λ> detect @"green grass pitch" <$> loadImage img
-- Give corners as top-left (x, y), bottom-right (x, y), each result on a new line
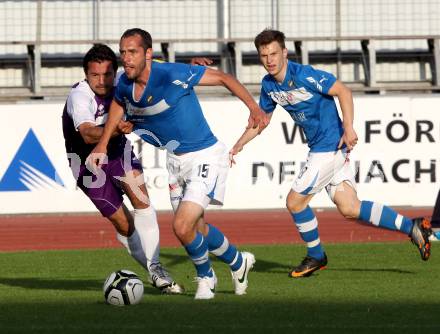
top-left (0, 243), bottom-right (439, 333)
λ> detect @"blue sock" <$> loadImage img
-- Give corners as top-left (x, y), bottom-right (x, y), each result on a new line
top-left (184, 232), bottom-right (212, 278)
top-left (291, 206), bottom-right (325, 260)
top-left (359, 200), bottom-right (413, 235)
top-left (206, 224), bottom-right (243, 271)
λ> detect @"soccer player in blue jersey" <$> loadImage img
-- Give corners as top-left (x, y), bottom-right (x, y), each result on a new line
top-left (88, 28), bottom-right (268, 299)
top-left (230, 29), bottom-right (433, 278)
top-left (62, 44), bottom-right (191, 294)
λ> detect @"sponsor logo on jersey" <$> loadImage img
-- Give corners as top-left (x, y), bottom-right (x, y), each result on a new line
top-left (125, 98), bottom-right (170, 116)
top-left (306, 76), bottom-right (324, 92)
top-left (319, 76), bottom-right (328, 84)
top-left (268, 87), bottom-right (313, 106)
top-left (172, 80), bottom-right (189, 89)
top-left (187, 71), bottom-right (197, 82)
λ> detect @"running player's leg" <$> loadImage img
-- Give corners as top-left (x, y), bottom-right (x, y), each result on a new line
top-left (119, 167), bottom-right (159, 268)
top-left (170, 142), bottom-right (255, 297)
top-left (173, 200), bottom-right (216, 299)
top-left (286, 151), bottom-right (345, 278)
top-left (193, 214), bottom-right (254, 295)
top-left (118, 157), bottom-right (183, 293)
top-left (330, 180), bottom-right (432, 260)
top-left (195, 142), bottom-right (255, 294)
top-left (168, 149), bottom-right (217, 299)
top-left (107, 203), bottom-right (133, 236)
top-left (170, 174), bottom-right (242, 272)
top-left (286, 190), bottom-right (327, 278)
top-left (77, 162), bottom-right (159, 270)
top-left (332, 181), bottom-right (412, 233)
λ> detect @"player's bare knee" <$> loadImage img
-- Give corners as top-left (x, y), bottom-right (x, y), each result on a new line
top-left (286, 200), bottom-right (304, 213)
top-left (172, 217), bottom-right (193, 241)
top-left (337, 204), bottom-right (358, 219)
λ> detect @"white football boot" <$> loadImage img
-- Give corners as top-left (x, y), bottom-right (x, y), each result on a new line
top-left (231, 252), bottom-right (256, 295)
top-left (194, 270), bottom-right (217, 300)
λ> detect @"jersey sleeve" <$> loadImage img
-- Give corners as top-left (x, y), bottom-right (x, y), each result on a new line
top-left (168, 62), bottom-right (206, 89)
top-left (66, 90), bottom-right (96, 130)
top-left (301, 65), bottom-right (337, 95)
top-left (259, 84), bottom-right (276, 114)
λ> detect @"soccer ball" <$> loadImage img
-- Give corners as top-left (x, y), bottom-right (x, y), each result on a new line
top-left (103, 270), bottom-right (144, 306)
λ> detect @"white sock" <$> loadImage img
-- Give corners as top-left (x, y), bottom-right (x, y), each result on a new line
top-left (117, 230), bottom-right (149, 270)
top-left (116, 206), bottom-right (160, 272)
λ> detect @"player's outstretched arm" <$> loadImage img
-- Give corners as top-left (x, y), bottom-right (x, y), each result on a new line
top-left (197, 67), bottom-right (269, 132)
top-left (229, 112), bottom-right (273, 166)
top-left (78, 120), bottom-right (132, 144)
top-left (328, 80), bottom-right (358, 151)
top-left (86, 99), bottom-right (124, 168)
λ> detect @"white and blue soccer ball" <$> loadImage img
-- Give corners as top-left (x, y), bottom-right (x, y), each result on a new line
top-left (103, 270), bottom-right (144, 306)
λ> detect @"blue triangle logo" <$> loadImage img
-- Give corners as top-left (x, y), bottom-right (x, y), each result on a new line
top-left (0, 128), bottom-right (64, 191)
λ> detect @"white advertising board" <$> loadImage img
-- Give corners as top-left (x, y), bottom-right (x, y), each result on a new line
top-left (0, 95), bottom-right (438, 214)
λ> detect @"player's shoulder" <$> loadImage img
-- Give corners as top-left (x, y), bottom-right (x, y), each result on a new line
top-left (288, 61), bottom-right (310, 77)
top-left (296, 62), bottom-right (330, 79)
top-left (152, 61), bottom-right (193, 82)
top-left (151, 59), bottom-right (173, 69)
top-left (148, 60), bottom-right (174, 80)
top-left (68, 80), bottom-right (94, 100)
top-left (153, 60), bottom-right (184, 74)
top-left (261, 73), bottom-right (275, 88)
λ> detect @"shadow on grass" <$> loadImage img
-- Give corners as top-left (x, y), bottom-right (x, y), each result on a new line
top-left (0, 277), bottom-right (102, 290)
top-left (328, 268), bottom-right (415, 274)
top-left (161, 251), bottom-right (292, 274)
top-left (0, 299), bottom-right (439, 333)
top-left (0, 277), bottom-right (167, 295)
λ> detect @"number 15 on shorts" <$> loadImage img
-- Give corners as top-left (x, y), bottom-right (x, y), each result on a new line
top-left (197, 164), bottom-right (210, 178)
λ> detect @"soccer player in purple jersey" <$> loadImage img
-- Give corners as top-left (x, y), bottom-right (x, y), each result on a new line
top-left (230, 29), bottom-right (433, 278)
top-left (88, 28), bottom-right (269, 299)
top-left (62, 44), bottom-right (184, 294)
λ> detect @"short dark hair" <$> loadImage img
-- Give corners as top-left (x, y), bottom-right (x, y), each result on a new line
top-left (254, 29), bottom-right (286, 51)
top-left (83, 44), bottom-right (118, 74)
top-left (120, 28), bottom-right (152, 51)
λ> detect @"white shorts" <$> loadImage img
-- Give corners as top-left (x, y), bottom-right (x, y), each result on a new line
top-left (166, 141), bottom-right (229, 209)
top-left (292, 149), bottom-right (356, 202)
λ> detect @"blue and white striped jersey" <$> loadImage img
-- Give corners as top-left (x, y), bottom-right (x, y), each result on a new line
top-left (260, 60), bottom-right (344, 152)
top-left (115, 61), bottom-right (217, 154)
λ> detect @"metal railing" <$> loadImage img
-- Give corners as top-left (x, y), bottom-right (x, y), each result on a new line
top-left (1, 35), bottom-right (440, 99)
